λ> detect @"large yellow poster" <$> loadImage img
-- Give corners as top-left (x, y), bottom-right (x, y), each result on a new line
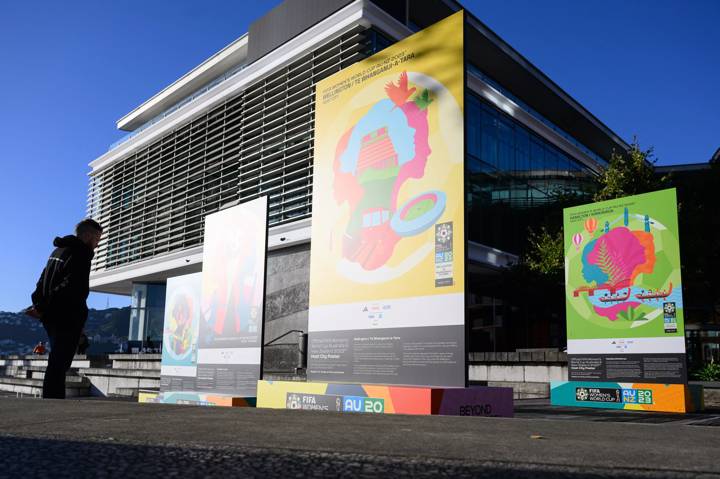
top-left (308, 11), bottom-right (465, 387)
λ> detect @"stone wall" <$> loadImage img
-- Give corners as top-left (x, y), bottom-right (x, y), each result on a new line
top-left (262, 243), bottom-right (310, 373)
top-left (468, 351), bottom-right (569, 399)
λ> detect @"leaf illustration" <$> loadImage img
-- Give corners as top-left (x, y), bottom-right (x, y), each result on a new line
top-left (588, 227), bottom-right (646, 288)
top-left (595, 241), bottom-right (621, 285)
top-left (413, 89), bottom-right (433, 110)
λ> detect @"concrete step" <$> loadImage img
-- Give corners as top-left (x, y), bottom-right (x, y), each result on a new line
top-left (1, 364), bottom-right (82, 378)
top-left (0, 355), bottom-right (101, 369)
top-left (1, 365), bottom-right (84, 382)
top-left (108, 354), bottom-right (161, 371)
top-left (0, 376), bottom-right (89, 397)
top-left (79, 368), bottom-right (159, 379)
top-left (112, 387), bottom-right (140, 398)
top-left (77, 367), bottom-right (160, 397)
top-left (0, 354), bottom-right (52, 360)
top-left (14, 366), bottom-right (50, 378)
top-left (487, 381), bottom-right (550, 399)
top-left (28, 371), bottom-right (87, 383)
top-left (0, 366), bottom-right (24, 377)
top-left (109, 387), bottom-right (161, 400)
top-left (111, 360), bottom-right (161, 370)
top-left (108, 354), bottom-right (162, 360)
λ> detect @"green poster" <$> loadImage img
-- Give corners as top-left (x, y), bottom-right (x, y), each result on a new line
top-left (564, 189), bottom-right (684, 343)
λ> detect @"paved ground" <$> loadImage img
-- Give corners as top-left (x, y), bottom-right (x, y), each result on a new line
top-left (0, 396), bottom-right (718, 478)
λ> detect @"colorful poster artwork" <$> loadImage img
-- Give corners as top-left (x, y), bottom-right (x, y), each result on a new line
top-left (200, 199), bottom-right (266, 349)
top-left (308, 11), bottom-right (465, 387)
top-left (160, 272), bottom-right (202, 392)
top-left (563, 189), bottom-right (687, 385)
top-left (196, 196), bottom-right (268, 397)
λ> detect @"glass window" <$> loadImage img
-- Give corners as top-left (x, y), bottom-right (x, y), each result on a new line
top-left (466, 94), bottom-right (598, 253)
top-left (128, 283), bottom-right (166, 344)
top-left (497, 119), bottom-right (514, 172)
top-left (544, 149), bottom-right (558, 175)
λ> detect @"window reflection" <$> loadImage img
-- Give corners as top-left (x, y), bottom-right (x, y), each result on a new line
top-left (467, 94), bottom-right (597, 254)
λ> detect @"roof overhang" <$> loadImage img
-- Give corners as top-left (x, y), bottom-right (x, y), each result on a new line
top-left (116, 34), bottom-right (249, 132)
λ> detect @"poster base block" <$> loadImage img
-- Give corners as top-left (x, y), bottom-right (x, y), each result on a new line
top-left (550, 381), bottom-right (704, 413)
top-left (138, 390), bottom-right (256, 407)
top-left (256, 380), bottom-right (513, 417)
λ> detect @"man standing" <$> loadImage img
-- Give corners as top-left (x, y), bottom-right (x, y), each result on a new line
top-left (31, 219), bottom-right (102, 399)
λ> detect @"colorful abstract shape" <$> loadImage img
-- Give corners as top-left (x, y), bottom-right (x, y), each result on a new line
top-left (332, 72), bottom-right (444, 271)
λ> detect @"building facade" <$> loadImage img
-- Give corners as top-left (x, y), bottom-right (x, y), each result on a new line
top-left (87, 0), bottom-right (628, 367)
top-left (656, 152), bottom-right (720, 368)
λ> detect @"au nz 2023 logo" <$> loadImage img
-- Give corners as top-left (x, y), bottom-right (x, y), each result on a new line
top-left (575, 387), bottom-right (653, 404)
top-left (621, 388), bottom-right (653, 404)
top-left (342, 396), bottom-right (384, 413)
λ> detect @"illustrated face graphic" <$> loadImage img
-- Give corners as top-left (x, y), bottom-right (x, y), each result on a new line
top-left (332, 71), bottom-right (445, 271)
top-left (173, 299), bottom-right (191, 329)
top-left (569, 200), bottom-right (682, 326)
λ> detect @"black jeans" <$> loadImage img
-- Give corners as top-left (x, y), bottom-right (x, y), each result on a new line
top-left (41, 319), bottom-right (82, 399)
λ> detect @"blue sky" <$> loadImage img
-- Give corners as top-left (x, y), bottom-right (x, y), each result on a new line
top-left (0, 0), bottom-right (717, 312)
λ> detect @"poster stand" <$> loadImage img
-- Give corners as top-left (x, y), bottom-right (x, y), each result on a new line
top-left (139, 390), bottom-right (256, 407)
top-left (552, 189), bottom-right (703, 413)
top-left (256, 380), bottom-right (513, 417)
top-left (550, 381), bottom-right (703, 413)
top-left (140, 197), bottom-right (269, 407)
top-left (255, 12), bottom-right (512, 416)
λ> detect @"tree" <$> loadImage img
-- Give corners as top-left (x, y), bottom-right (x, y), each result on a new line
top-left (518, 188), bottom-right (587, 279)
top-left (594, 138), bottom-right (667, 201)
top-left (522, 138), bottom-right (665, 276)
top-left (524, 226), bottom-right (564, 280)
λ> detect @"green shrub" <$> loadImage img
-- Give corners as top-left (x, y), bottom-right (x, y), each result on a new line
top-left (692, 362), bottom-right (720, 381)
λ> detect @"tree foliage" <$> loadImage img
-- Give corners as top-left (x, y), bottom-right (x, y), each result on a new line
top-left (522, 138), bottom-right (664, 279)
top-left (594, 138), bottom-right (667, 201)
top-left (524, 226), bottom-right (564, 279)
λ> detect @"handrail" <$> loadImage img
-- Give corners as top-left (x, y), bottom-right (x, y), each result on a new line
top-left (263, 329), bottom-right (305, 347)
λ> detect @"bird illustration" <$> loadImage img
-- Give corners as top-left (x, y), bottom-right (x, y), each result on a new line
top-left (385, 71), bottom-right (416, 107)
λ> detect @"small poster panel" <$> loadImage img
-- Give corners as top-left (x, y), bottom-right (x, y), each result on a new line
top-left (554, 189), bottom-right (690, 412)
top-left (308, 11), bottom-right (465, 387)
top-left (160, 272), bottom-right (202, 393)
top-left (197, 196), bottom-right (268, 397)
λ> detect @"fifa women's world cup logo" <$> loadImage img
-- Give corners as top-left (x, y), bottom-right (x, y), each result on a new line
top-left (330, 71), bottom-right (459, 282)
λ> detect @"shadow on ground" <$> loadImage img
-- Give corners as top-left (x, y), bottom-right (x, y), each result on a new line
top-left (0, 435), bottom-right (707, 478)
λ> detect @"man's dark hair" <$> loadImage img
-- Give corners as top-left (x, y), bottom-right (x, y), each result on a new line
top-left (75, 218), bottom-right (103, 236)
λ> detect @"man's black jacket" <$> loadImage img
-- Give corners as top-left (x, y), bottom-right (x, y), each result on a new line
top-left (32, 235), bottom-right (94, 329)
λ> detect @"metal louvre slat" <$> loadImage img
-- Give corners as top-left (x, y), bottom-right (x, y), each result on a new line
top-left (90, 28), bottom-right (375, 272)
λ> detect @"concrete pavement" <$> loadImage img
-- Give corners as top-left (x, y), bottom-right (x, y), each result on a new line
top-left (0, 396), bottom-right (718, 477)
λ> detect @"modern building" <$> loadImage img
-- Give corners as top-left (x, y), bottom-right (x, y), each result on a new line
top-left (656, 149), bottom-right (720, 367)
top-left (87, 0), bottom-right (629, 368)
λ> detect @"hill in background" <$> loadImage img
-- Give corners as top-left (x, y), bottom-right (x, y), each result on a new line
top-left (0, 307), bottom-right (130, 355)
